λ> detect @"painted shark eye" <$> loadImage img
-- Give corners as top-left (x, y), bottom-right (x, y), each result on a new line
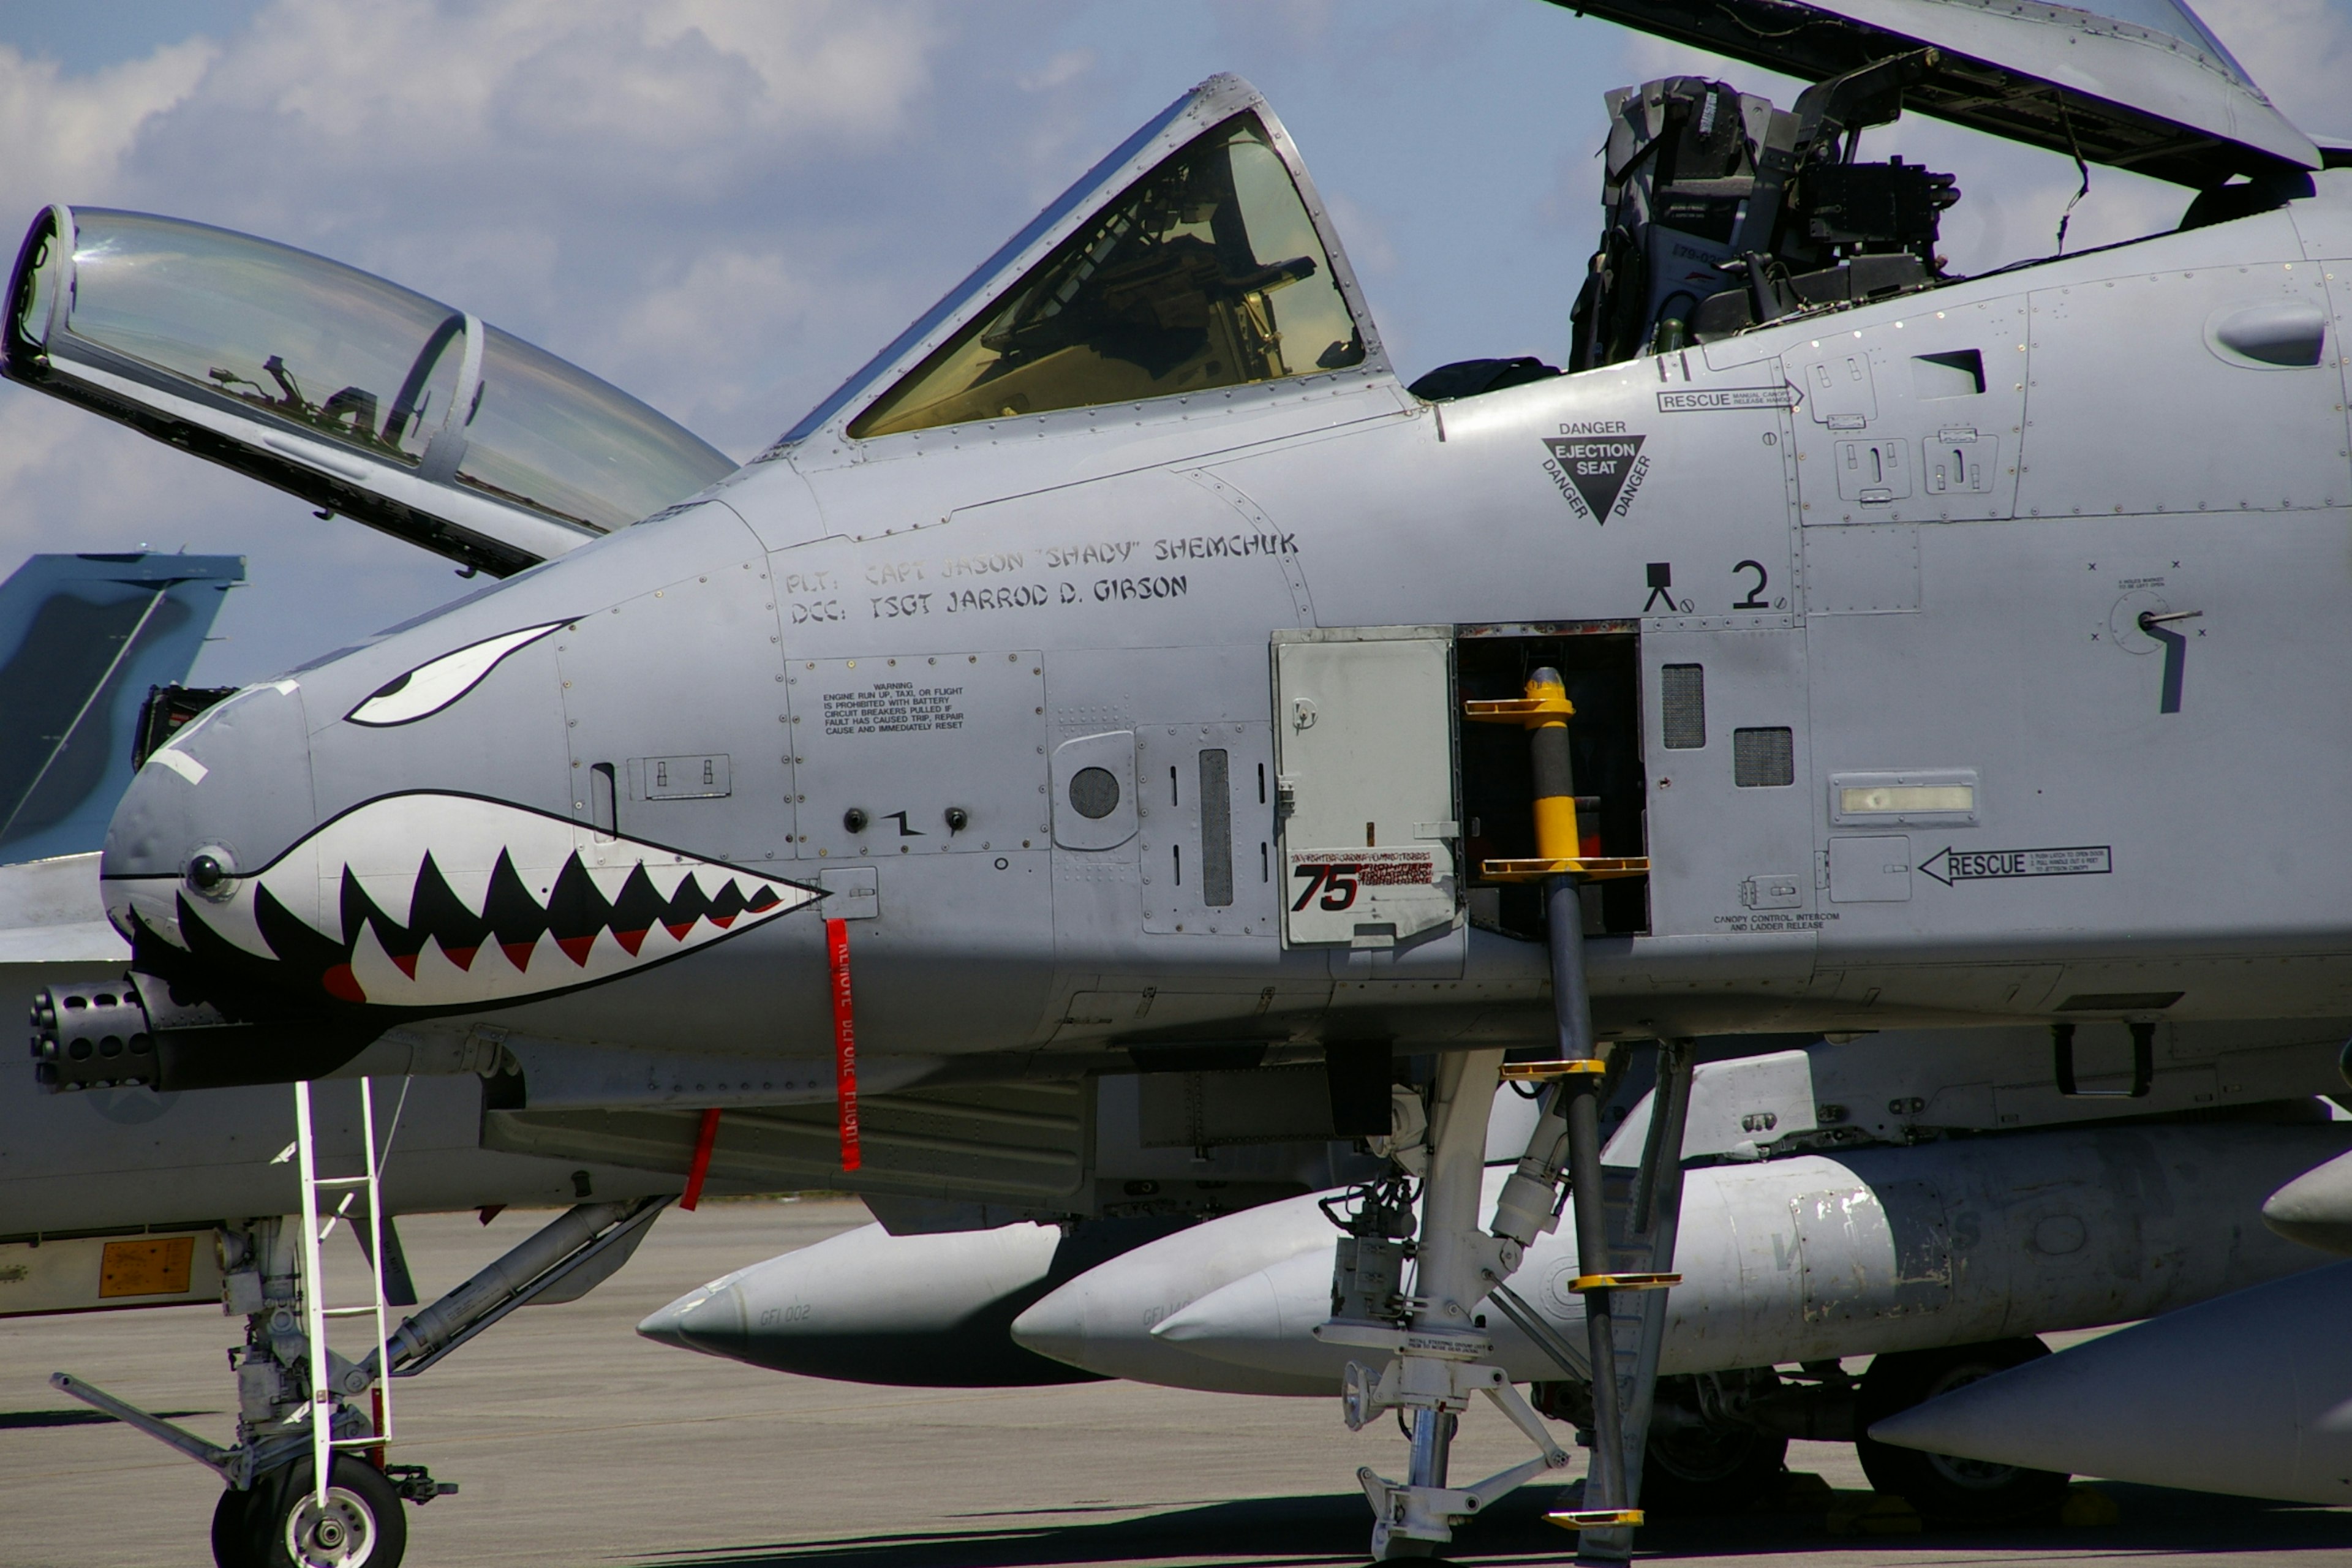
top-left (345, 622), bottom-right (563, 728)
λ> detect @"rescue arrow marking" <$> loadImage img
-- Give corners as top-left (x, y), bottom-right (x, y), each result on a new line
top-left (1918, 845), bottom-right (2113, 886)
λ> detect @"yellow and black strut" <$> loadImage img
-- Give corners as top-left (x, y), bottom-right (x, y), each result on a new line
top-left (1463, 669), bottom-right (1649, 884)
top-left (1466, 669), bottom-right (1658, 1557)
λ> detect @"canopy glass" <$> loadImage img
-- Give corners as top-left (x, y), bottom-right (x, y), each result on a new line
top-left (850, 114), bottom-right (1364, 439)
top-left (28, 210), bottom-right (733, 535)
top-left (64, 210), bottom-right (464, 464)
top-left (458, 324), bottom-right (731, 532)
top-left (2046, 1), bottom-right (2251, 83)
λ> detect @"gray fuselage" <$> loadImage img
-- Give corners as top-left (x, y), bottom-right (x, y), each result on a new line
top-left (97, 179), bottom-right (2352, 1081)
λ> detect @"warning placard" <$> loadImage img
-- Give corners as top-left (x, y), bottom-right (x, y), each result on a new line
top-left (1542, 434), bottom-right (1649, 521)
top-left (99, 1236), bottom-right (195, 1298)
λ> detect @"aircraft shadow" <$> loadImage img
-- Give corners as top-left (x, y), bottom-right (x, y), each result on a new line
top-left (641, 1483), bottom-right (2351, 1567)
top-left (1634, 1483), bottom-right (2351, 1561)
top-left (638, 1488), bottom-right (1569, 1567)
top-left (0, 1407), bottom-right (210, 1430)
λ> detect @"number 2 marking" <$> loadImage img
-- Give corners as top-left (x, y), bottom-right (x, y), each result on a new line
top-left (1291, 862), bottom-right (1361, 911)
top-left (1733, 559), bottom-right (1771, 609)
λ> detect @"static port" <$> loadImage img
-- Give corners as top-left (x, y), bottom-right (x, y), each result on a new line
top-left (842, 807), bottom-right (869, 835)
top-left (944, 807), bottom-right (970, 832)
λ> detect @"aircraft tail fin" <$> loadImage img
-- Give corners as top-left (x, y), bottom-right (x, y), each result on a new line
top-left (0, 551), bottom-right (244, 862)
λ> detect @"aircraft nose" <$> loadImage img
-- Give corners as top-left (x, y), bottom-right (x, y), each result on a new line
top-left (636, 1281), bottom-right (747, 1357)
top-left (100, 681), bottom-right (318, 949)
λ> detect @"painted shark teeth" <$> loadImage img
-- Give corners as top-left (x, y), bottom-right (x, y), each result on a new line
top-left (107, 793), bottom-right (818, 1009)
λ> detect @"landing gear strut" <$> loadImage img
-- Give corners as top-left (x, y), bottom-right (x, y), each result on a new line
top-left (1329, 1047), bottom-right (1575, 1558)
top-left (1327, 669), bottom-right (1689, 1561)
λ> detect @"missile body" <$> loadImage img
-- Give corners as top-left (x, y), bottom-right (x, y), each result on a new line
top-left (2262, 1145), bottom-right (2352, 1254)
top-left (1868, 1259), bottom-right (2352, 1505)
top-left (637, 1214), bottom-right (1190, 1385)
top-left (996, 1189), bottom-right (1352, 1394)
top-left (635, 1090), bottom-right (1540, 1389)
top-left (636, 1116), bottom-right (2350, 1403)
top-left (1014, 1121), bottom-right (2352, 1391)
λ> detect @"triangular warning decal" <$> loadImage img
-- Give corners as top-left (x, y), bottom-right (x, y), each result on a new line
top-left (1542, 434), bottom-right (1648, 522)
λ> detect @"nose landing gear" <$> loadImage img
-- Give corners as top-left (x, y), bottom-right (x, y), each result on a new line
top-left (50, 1083), bottom-right (666, 1568)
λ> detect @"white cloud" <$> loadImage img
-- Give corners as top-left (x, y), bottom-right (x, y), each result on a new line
top-left (124, 0), bottom-right (948, 247)
top-left (605, 246), bottom-right (875, 456)
top-left (2198, 0), bottom-right (2352, 140)
top-left (202, 0), bottom-right (935, 166)
top-left (0, 0), bottom-right (965, 679)
top-left (650, 0), bottom-right (943, 134)
top-left (0, 36), bottom-right (215, 222)
top-left (1020, 48), bottom-right (1097, 94)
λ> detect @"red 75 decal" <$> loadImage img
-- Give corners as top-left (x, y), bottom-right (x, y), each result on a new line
top-left (1291, 862), bottom-right (1360, 912)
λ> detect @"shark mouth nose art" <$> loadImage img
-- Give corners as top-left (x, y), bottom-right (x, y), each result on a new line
top-left (107, 793), bottom-right (821, 1009)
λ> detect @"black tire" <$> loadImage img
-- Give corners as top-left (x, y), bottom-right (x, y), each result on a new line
top-left (1640, 1423), bottom-right (1790, 1515)
top-left (247, 1455), bottom-right (407, 1568)
top-left (1855, 1338), bottom-right (2071, 1524)
top-left (211, 1485), bottom-right (260, 1568)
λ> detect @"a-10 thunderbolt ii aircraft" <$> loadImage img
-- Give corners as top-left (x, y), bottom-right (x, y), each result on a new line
top-left (12, 0), bottom-right (2352, 1559)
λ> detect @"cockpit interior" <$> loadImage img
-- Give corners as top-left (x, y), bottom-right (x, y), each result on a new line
top-left (852, 114), bottom-right (1363, 439)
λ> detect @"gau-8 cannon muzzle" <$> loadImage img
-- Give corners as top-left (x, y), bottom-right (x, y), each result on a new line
top-left (30, 972), bottom-right (367, 1093)
top-left (28, 977), bottom-right (160, 1090)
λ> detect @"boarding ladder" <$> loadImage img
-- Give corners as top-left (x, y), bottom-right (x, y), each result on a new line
top-left (293, 1077), bottom-right (396, 1506)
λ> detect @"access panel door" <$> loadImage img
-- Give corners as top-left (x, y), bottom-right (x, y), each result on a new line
top-left (1642, 625), bottom-right (1817, 949)
top-left (1271, 628), bottom-right (1460, 949)
top-left (2016, 236), bottom-right (2346, 519)
top-left (1786, 295), bottom-right (2028, 529)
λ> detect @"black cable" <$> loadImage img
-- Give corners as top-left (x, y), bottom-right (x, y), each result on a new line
top-left (2052, 92), bottom-right (2092, 255)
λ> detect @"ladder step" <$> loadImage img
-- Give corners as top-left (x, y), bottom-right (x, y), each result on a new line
top-left (311, 1175), bottom-right (374, 1187)
top-left (1568, 1272), bottom-right (1682, 1293)
top-left (1464, 694), bottom-right (1575, 723)
top-left (1479, 855), bottom-right (1649, 883)
top-left (1547, 1508), bottom-right (1645, 1530)
top-left (321, 1305), bottom-right (383, 1318)
top-left (1499, 1058), bottom-right (1608, 1081)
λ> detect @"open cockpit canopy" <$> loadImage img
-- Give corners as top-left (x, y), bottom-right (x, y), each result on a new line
top-left (4, 208), bottom-right (735, 576)
top-left (1555, 0), bottom-right (2318, 188)
top-left (772, 74), bottom-right (1382, 455)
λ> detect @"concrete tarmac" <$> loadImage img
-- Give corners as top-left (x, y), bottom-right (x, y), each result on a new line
top-left (3, 1196), bottom-right (2348, 1567)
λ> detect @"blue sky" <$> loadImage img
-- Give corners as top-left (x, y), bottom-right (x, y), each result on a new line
top-left (1, 0), bottom-right (2345, 682)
